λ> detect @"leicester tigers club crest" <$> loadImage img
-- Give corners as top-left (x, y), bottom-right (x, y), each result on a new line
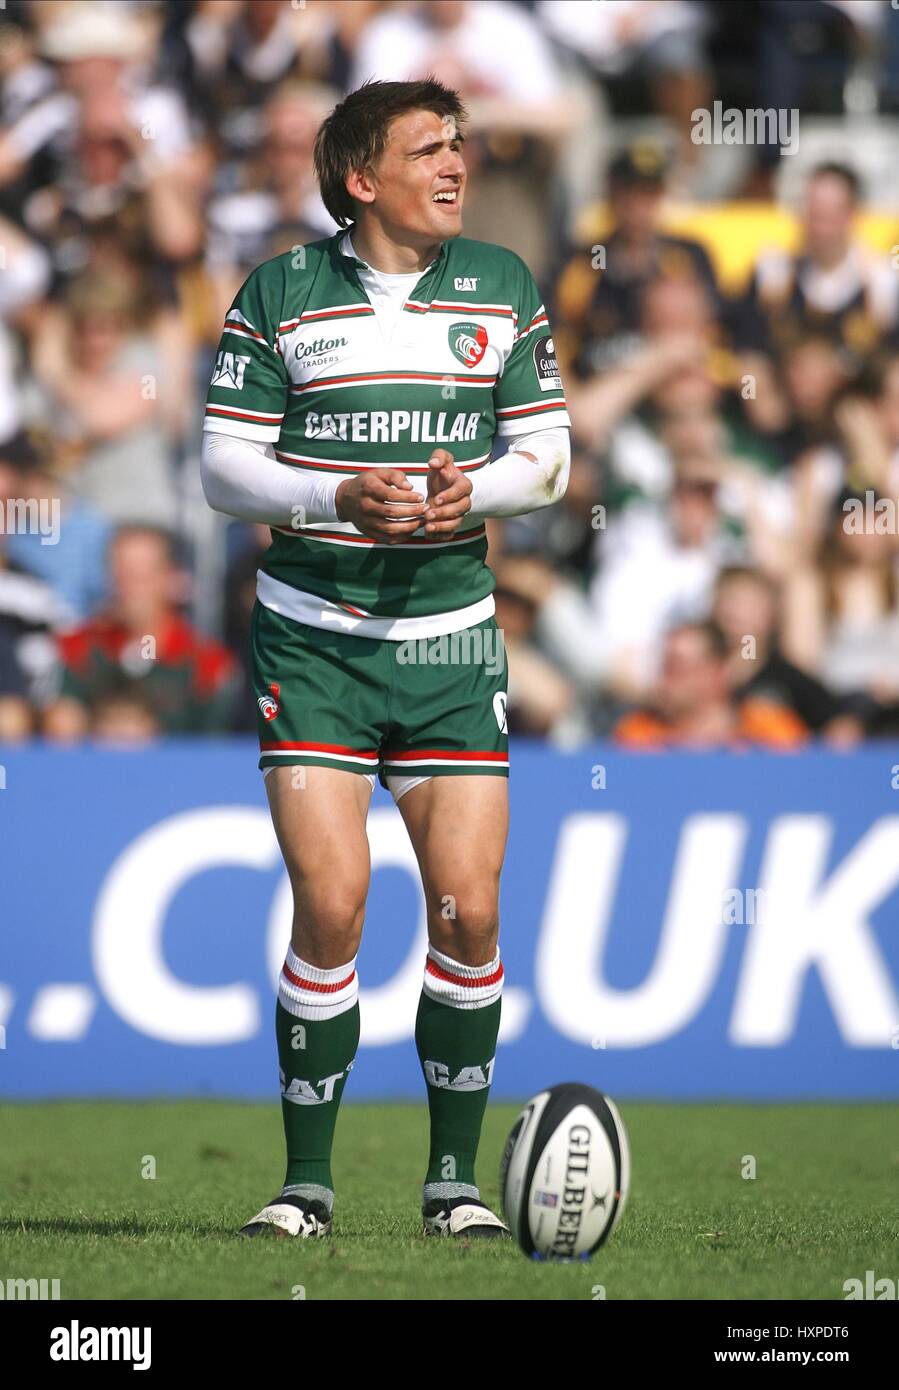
top-left (257, 682), bottom-right (280, 722)
top-left (449, 320), bottom-right (488, 368)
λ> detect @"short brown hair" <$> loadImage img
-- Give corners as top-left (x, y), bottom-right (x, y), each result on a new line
top-left (313, 78), bottom-right (466, 228)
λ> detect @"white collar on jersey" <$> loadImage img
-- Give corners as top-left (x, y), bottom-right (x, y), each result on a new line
top-left (340, 230), bottom-right (438, 282)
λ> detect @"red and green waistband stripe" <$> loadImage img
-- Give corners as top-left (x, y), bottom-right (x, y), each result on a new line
top-left (261, 741), bottom-right (378, 762)
top-left (383, 749), bottom-right (508, 763)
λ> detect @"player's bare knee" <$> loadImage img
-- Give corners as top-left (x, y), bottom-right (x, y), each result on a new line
top-left (291, 885), bottom-right (366, 964)
top-left (431, 894), bottom-right (499, 964)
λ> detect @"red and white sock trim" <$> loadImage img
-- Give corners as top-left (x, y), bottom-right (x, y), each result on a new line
top-left (278, 946), bottom-right (358, 1021)
top-left (423, 943), bottom-right (504, 1010)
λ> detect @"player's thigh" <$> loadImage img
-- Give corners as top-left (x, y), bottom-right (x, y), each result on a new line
top-left (251, 601), bottom-right (384, 782)
top-left (252, 601), bottom-right (383, 951)
top-left (266, 765), bottom-right (373, 957)
top-left (397, 774), bottom-right (509, 957)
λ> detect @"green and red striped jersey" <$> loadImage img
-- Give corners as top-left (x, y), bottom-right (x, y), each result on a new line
top-left (203, 232), bottom-right (569, 634)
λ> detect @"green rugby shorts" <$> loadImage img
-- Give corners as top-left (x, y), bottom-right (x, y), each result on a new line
top-left (250, 601), bottom-right (509, 794)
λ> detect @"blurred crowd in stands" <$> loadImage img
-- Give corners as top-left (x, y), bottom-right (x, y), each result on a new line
top-left (2, 0), bottom-right (899, 749)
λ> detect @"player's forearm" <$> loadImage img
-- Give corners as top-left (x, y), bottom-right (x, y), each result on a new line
top-left (200, 431), bottom-right (341, 526)
top-left (468, 428), bottom-right (570, 518)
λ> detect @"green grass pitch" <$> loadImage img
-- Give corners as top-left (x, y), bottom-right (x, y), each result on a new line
top-left (1, 1100), bottom-right (895, 1300)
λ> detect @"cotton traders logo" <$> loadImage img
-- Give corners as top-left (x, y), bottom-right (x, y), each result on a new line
top-left (295, 335), bottom-right (348, 363)
top-left (257, 683), bottom-right (280, 722)
top-left (449, 320), bottom-right (488, 367)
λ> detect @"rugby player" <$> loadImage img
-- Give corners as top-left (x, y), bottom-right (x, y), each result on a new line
top-left (200, 79), bottom-right (570, 1239)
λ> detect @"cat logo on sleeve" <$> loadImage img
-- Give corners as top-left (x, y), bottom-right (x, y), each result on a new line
top-left (211, 351), bottom-right (251, 390)
top-left (533, 335), bottom-right (562, 392)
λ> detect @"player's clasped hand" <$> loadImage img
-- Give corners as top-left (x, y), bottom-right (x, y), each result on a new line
top-left (335, 468), bottom-right (427, 543)
top-left (423, 449), bottom-right (472, 535)
top-left (335, 452), bottom-right (472, 543)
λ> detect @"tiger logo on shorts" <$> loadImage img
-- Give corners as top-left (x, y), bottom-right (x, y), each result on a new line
top-left (257, 682), bottom-right (281, 722)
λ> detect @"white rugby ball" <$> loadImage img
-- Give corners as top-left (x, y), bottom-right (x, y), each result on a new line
top-left (499, 1082), bottom-right (630, 1259)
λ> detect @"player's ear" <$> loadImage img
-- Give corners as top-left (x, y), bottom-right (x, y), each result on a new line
top-left (346, 165), bottom-right (376, 208)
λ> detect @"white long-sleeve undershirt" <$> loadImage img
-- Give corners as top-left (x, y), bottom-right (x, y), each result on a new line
top-left (201, 431), bottom-right (342, 527)
top-left (469, 427), bottom-right (570, 517)
top-left (200, 426), bottom-right (570, 527)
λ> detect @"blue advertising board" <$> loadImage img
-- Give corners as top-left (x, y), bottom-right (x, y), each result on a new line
top-left (1, 743), bottom-right (898, 1100)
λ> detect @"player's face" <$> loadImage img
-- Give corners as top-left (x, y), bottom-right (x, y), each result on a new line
top-left (366, 108), bottom-right (466, 244)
